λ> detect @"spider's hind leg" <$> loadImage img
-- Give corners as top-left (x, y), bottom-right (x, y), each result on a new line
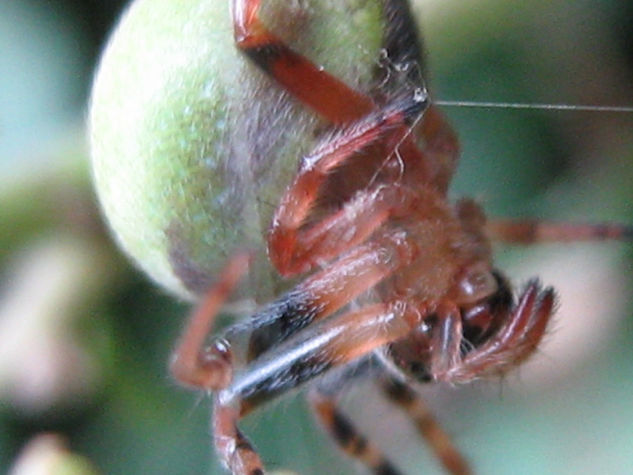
top-left (308, 383), bottom-right (402, 475)
top-left (379, 375), bottom-right (471, 475)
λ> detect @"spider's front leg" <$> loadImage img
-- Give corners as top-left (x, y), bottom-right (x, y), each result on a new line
top-left (269, 91), bottom-right (428, 275)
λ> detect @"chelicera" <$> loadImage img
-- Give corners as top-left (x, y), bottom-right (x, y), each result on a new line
top-left (169, 1), bottom-right (632, 474)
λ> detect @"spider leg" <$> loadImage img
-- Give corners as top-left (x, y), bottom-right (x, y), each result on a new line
top-left (170, 243), bottom-right (406, 475)
top-left (169, 253), bottom-right (251, 390)
top-left (214, 400), bottom-right (264, 475)
top-left (487, 219), bottom-right (633, 244)
top-left (170, 228), bottom-right (426, 475)
top-left (231, 0), bottom-right (374, 123)
top-left (308, 387), bottom-right (401, 475)
top-left (243, 230), bottom-right (417, 360)
top-left (171, 230), bottom-right (410, 388)
top-left (231, 0), bottom-right (459, 193)
top-left (169, 245), bottom-right (411, 474)
top-left (380, 376), bottom-right (471, 475)
top-left (269, 91), bottom-right (427, 275)
top-left (438, 281), bottom-right (556, 383)
top-left (236, 300), bottom-right (423, 412)
top-left (213, 298), bottom-right (425, 474)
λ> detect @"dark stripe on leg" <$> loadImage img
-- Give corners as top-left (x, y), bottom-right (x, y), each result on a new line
top-left (374, 461), bottom-right (402, 475)
top-left (381, 377), bottom-right (471, 475)
top-left (241, 288), bottom-right (322, 361)
top-left (309, 389), bottom-right (402, 475)
top-left (381, 0), bottom-right (426, 85)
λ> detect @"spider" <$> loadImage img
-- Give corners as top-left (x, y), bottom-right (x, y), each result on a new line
top-left (168, 1), bottom-right (632, 474)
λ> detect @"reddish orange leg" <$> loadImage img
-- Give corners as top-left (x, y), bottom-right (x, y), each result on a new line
top-left (308, 388), bottom-right (401, 475)
top-left (205, 233), bottom-right (420, 473)
top-left (231, 0), bottom-right (454, 192)
top-left (214, 299), bottom-right (425, 475)
top-left (169, 255), bottom-right (265, 475)
top-left (186, 239), bottom-right (408, 475)
top-left (380, 376), bottom-right (471, 475)
top-left (169, 254), bottom-right (251, 390)
top-left (213, 401), bottom-right (264, 475)
top-left (487, 219), bottom-right (633, 244)
top-left (269, 93), bottom-right (427, 275)
top-left (231, 0), bottom-right (375, 123)
top-left (231, 0), bottom-right (375, 124)
top-left (440, 281), bottom-right (555, 383)
top-left (246, 229), bottom-right (420, 362)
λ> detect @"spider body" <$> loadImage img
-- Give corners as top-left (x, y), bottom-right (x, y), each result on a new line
top-left (90, 0), bottom-right (632, 474)
top-left (169, 1), bottom-right (561, 474)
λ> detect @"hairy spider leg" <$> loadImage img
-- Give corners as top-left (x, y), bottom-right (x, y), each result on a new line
top-left (231, 0), bottom-right (459, 193)
top-left (214, 298), bottom-right (424, 475)
top-left (380, 376), bottom-right (471, 475)
top-left (244, 234), bottom-right (415, 360)
top-left (268, 91), bottom-right (427, 275)
top-left (171, 235), bottom-right (409, 385)
top-left (236, 301), bottom-right (418, 414)
top-left (172, 229), bottom-right (422, 474)
top-left (308, 387), bottom-right (401, 475)
top-left (487, 219), bottom-right (633, 244)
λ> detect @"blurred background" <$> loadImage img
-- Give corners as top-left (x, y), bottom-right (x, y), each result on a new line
top-left (1, 0), bottom-right (632, 474)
